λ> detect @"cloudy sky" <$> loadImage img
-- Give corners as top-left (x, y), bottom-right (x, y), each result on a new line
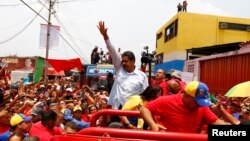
top-left (0, 0), bottom-right (249, 67)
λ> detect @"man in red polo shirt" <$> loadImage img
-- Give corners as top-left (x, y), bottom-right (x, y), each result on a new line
top-left (140, 81), bottom-right (230, 133)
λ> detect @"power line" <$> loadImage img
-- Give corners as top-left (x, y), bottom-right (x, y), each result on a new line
top-left (20, 0), bottom-right (48, 22)
top-left (52, 3), bottom-right (92, 62)
top-left (54, 12), bottom-right (89, 62)
top-left (48, 0), bottom-right (91, 63)
top-left (38, 0), bottom-right (89, 63)
top-left (2, 0), bottom-right (90, 63)
top-left (60, 33), bottom-right (89, 63)
top-left (54, 14), bottom-right (89, 63)
top-left (0, 3), bottom-right (46, 44)
top-left (0, 0), bottom-right (74, 7)
top-left (56, 2), bottom-right (94, 46)
top-left (0, 16), bottom-right (35, 30)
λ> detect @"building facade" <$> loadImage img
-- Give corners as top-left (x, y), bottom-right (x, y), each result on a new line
top-left (154, 12), bottom-right (250, 73)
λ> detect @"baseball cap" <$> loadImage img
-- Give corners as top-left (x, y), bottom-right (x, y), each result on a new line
top-left (168, 69), bottom-right (175, 75)
top-left (171, 72), bottom-right (181, 79)
top-left (31, 101), bottom-right (47, 115)
top-left (10, 114), bottom-right (32, 126)
top-left (184, 81), bottom-right (211, 107)
top-left (73, 106), bottom-right (82, 112)
top-left (66, 88), bottom-right (73, 92)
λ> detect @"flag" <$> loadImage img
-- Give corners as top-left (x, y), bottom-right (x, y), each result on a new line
top-left (33, 57), bottom-right (44, 83)
top-left (47, 58), bottom-right (83, 72)
top-left (39, 24), bottom-right (60, 49)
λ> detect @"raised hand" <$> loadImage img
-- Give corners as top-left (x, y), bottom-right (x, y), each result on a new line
top-left (97, 21), bottom-right (109, 40)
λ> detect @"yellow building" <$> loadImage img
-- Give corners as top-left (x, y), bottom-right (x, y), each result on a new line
top-left (154, 12), bottom-right (250, 72)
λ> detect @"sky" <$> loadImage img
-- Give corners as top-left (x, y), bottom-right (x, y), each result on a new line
top-left (0, 0), bottom-right (249, 67)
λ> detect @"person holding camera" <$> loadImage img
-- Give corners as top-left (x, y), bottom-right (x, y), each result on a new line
top-left (97, 21), bottom-right (148, 109)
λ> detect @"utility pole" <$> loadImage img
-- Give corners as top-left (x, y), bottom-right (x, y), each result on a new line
top-left (44, 0), bottom-right (53, 86)
top-left (20, 0), bottom-right (55, 85)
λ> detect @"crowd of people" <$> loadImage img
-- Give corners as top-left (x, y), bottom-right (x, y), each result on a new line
top-left (0, 21), bottom-right (249, 141)
top-left (0, 75), bottom-right (112, 141)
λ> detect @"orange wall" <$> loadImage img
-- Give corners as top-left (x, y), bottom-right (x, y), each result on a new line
top-left (200, 53), bottom-right (250, 95)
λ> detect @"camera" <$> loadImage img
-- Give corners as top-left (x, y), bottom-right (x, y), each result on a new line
top-left (143, 46), bottom-right (149, 50)
top-left (141, 46), bottom-right (156, 64)
top-left (141, 52), bottom-right (155, 63)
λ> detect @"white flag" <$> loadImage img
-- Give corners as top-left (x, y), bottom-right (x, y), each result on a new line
top-left (39, 24), bottom-right (60, 49)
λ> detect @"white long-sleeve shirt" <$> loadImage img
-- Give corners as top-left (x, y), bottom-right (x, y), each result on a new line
top-left (105, 40), bottom-right (149, 109)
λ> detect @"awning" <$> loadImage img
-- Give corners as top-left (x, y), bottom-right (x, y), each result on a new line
top-left (48, 68), bottom-right (65, 76)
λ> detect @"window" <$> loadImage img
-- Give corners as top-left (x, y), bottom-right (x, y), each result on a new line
top-left (187, 64), bottom-right (194, 73)
top-left (164, 19), bottom-right (178, 42)
top-left (155, 53), bottom-right (164, 64)
top-left (156, 32), bottom-right (163, 40)
top-left (219, 22), bottom-right (250, 31)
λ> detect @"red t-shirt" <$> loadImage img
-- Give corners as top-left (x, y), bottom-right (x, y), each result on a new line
top-left (146, 94), bottom-right (217, 133)
top-left (81, 114), bottom-right (90, 122)
top-left (29, 121), bottom-right (63, 141)
top-left (23, 107), bottom-right (32, 116)
top-left (151, 80), bottom-right (168, 96)
top-left (0, 126), bottom-right (10, 134)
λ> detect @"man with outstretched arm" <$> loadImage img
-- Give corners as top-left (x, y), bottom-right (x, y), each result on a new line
top-left (97, 21), bottom-right (149, 109)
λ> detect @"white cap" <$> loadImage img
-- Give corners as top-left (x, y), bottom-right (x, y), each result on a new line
top-left (66, 87), bottom-right (73, 92)
top-left (172, 72), bottom-right (181, 79)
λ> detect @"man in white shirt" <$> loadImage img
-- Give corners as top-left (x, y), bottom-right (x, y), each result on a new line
top-left (97, 21), bottom-right (149, 109)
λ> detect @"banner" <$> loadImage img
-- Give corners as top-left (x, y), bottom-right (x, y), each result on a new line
top-left (86, 65), bottom-right (115, 76)
top-left (11, 71), bottom-right (32, 83)
top-left (0, 57), bottom-right (35, 71)
top-left (33, 57), bottom-right (44, 83)
top-left (39, 24), bottom-right (60, 49)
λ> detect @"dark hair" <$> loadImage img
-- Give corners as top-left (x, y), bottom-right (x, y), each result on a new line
top-left (88, 105), bottom-right (98, 113)
top-left (165, 73), bottom-right (172, 80)
top-left (108, 122), bottom-right (125, 128)
top-left (40, 110), bottom-right (57, 123)
top-left (0, 92), bottom-right (3, 102)
top-left (10, 126), bottom-right (16, 131)
top-left (122, 51), bottom-right (135, 61)
top-left (140, 85), bottom-right (162, 101)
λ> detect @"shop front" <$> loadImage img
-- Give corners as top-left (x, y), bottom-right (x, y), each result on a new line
top-left (86, 64), bottom-right (115, 91)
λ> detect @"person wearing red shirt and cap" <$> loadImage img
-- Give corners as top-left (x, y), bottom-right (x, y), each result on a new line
top-left (140, 81), bottom-right (230, 133)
